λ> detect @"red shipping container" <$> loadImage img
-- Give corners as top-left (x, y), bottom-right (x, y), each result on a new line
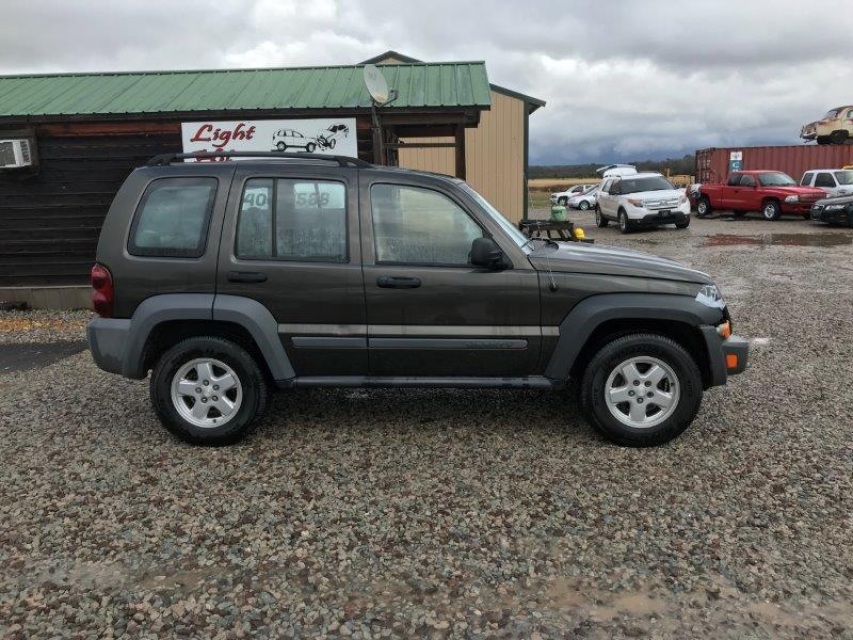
top-left (695, 145), bottom-right (853, 184)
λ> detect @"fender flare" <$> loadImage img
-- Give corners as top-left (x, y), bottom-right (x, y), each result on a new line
top-left (543, 293), bottom-right (724, 382)
top-left (122, 293), bottom-right (295, 381)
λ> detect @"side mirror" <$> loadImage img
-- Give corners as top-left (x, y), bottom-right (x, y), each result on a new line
top-left (470, 237), bottom-right (507, 270)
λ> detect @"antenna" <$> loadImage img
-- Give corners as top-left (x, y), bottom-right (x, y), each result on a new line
top-left (364, 64), bottom-right (390, 105)
top-left (363, 64), bottom-right (398, 165)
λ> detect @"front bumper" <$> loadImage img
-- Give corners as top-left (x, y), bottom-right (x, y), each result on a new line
top-left (631, 209), bottom-right (691, 226)
top-left (702, 327), bottom-right (749, 387)
top-left (781, 201), bottom-right (820, 214)
top-left (811, 204), bottom-right (853, 225)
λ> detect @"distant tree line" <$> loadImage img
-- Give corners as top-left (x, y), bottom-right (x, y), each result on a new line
top-left (530, 154), bottom-right (695, 178)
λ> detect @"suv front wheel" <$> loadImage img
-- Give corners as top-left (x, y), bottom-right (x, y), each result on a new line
top-left (151, 336), bottom-right (269, 445)
top-left (580, 334), bottom-right (703, 447)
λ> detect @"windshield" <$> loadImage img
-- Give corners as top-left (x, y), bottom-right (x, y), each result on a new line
top-left (459, 183), bottom-right (530, 249)
top-left (619, 176), bottom-right (675, 194)
top-left (758, 172), bottom-right (796, 187)
top-left (833, 170), bottom-right (853, 185)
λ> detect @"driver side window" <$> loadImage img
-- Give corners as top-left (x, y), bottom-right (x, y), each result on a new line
top-left (370, 184), bottom-right (484, 266)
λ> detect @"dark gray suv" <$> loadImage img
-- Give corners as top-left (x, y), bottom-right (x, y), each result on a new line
top-left (88, 153), bottom-right (748, 447)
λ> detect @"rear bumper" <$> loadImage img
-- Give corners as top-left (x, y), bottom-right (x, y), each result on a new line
top-left (87, 318), bottom-right (133, 377)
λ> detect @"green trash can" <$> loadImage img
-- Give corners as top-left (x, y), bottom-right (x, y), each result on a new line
top-left (551, 205), bottom-right (568, 221)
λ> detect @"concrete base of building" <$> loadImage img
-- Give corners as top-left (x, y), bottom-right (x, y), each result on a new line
top-left (0, 286), bottom-right (90, 310)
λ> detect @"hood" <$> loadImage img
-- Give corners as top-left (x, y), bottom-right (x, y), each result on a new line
top-left (770, 185), bottom-right (826, 197)
top-left (815, 193), bottom-right (853, 206)
top-left (528, 242), bottom-right (713, 284)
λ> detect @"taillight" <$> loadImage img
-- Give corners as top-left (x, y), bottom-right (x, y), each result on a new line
top-left (90, 263), bottom-right (114, 318)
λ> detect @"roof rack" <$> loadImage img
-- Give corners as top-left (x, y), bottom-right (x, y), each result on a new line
top-left (146, 151), bottom-right (372, 168)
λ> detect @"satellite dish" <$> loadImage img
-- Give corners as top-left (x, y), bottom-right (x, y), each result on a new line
top-left (364, 64), bottom-right (390, 105)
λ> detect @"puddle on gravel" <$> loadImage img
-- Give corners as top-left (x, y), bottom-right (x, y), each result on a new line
top-left (0, 340), bottom-right (88, 373)
top-left (704, 233), bottom-right (853, 248)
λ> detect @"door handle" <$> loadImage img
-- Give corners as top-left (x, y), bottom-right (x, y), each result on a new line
top-left (227, 271), bottom-right (268, 283)
top-left (377, 275), bottom-right (422, 289)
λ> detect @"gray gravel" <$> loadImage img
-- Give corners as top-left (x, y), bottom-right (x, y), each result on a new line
top-left (1, 212), bottom-right (852, 639)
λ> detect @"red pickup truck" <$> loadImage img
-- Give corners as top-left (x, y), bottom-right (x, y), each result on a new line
top-left (696, 170), bottom-right (826, 220)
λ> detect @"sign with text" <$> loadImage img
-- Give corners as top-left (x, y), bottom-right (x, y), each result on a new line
top-left (180, 118), bottom-right (358, 161)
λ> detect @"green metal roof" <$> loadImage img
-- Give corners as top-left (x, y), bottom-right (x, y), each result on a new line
top-left (0, 63), bottom-right (491, 117)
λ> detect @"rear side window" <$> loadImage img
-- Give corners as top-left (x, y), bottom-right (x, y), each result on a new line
top-left (727, 174), bottom-right (742, 186)
top-left (128, 177), bottom-right (217, 258)
top-left (814, 172), bottom-right (836, 188)
top-left (236, 178), bottom-right (347, 262)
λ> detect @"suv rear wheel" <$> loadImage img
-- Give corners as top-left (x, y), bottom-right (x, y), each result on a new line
top-left (580, 334), bottom-right (703, 447)
top-left (151, 336), bottom-right (269, 445)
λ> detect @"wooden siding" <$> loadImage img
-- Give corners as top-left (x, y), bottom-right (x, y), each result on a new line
top-left (0, 128), bottom-right (182, 286)
top-left (398, 90), bottom-right (526, 223)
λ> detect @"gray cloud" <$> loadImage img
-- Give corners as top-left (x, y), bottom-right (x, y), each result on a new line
top-left (1, 0), bottom-right (851, 164)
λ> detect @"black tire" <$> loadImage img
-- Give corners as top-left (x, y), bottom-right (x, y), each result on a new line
top-left (696, 198), bottom-right (712, 217)
top-left (150, 336), bottom-right (269, 446)
top-left (276, 142), bottom-right (286, 151)
top-left (816, 136), bottom-right (830, 145)
top-left (618, 210), bottom-right (631, 234)
top-left (329, 138), bottom-right (336, 149)
top-left (675, 217), bottom-right (690, 229)
top-left (761, 200), bottom-right (782, 221)
top-left (579, 333), bottom-right (703, 447)
top-left (595, 207), bottom-right (608, 228)
top-left (830, 130), bottom-right (848, 145)
top-left (558, 196), bottom-right (568, 206)
top-left (306, 142), bottom-right (316, 153)
top-left (579, 200), bottom-right (590, 211)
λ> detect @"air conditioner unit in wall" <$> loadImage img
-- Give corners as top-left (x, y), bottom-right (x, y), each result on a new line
top-left (0, 139), bottom-right (35, 169)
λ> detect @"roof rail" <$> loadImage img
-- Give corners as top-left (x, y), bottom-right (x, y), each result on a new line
top-left (146, 151), bottom-right (372, 168)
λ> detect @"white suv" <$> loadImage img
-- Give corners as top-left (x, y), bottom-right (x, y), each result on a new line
top-left (595, 172), bottom-right (690, 234)
top-left (800, 169), bottom-right (853, 197)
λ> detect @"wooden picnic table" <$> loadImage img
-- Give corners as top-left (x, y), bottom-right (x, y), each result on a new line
top-left (518, 219), bottom-right (582, 241)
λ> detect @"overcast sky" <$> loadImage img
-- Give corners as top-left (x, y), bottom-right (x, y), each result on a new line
top-left (2, 0), bottom-right (852, 164)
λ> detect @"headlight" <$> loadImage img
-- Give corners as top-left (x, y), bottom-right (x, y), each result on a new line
top-left (627, 198), bottom-right (645, 208)
top-left (784, 195), bottom-right (799, 204)
top-left (696, 284), bottom-right (725, 309)
top-left (825, 204), bottom-right (845, 211)
top-left (678, 194), bottom-right (688, 204)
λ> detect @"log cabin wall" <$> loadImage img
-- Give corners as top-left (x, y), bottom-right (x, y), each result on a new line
top-left (0, 122), bottom-right (182, 288)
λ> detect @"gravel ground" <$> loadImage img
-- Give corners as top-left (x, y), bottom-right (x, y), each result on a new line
top-left (1, 212), bottom-right (851, 639)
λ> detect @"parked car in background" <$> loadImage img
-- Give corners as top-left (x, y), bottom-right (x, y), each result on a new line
top-left (799, 168), bottom-right (853, 197)
top-left (696, 171), bottom-right (827, 220)
top-left (811, 194), bottom-right (853, 226)
top-left (271, 129), bottom-right (316, 153)
top-left (595, 172), bottom-right (690, 233)
top-left (550, 184), bottom-right (595, 206)
top-left (567, 186), bottom-right (598, 210)
top-left (800, 106), bottom-right (853, 145)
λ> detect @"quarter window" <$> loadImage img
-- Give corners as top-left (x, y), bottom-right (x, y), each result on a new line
top-left (370, 184), bottom-right (484, 266)
top-left (236, 178), bottom-right (347, 262)
top-left (128, 177), bottom-right (217, 258)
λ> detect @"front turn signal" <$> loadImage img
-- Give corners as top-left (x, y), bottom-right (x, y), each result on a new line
top-left (717, 321), bottom-right (732, 339)
top-left (726, 354), bottom-right (739, 370)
